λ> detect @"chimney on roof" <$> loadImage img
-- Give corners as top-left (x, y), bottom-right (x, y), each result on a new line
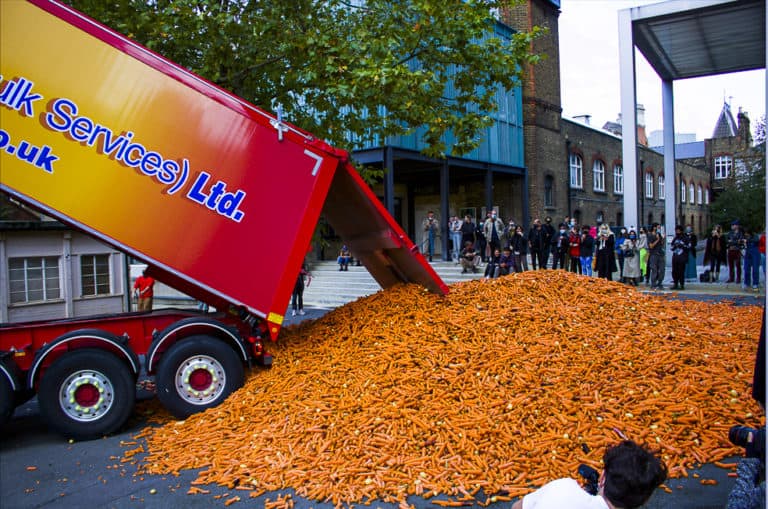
top-left (737, 108), bottom-right (752, 147)
top-left (636, 104), bottom-right (648, 146)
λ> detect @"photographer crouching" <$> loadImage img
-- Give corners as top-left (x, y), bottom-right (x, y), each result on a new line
top-left (511, 440), bottom-right (667, 509)
top-left (726, 308), bottom-right (766, 509)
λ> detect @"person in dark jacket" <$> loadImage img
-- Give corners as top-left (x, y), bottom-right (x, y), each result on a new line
top-left (684, 225), bottom-right (698, 281)
top-left (595, 224), bottom-right (616, 280)
top-left (703, 225), bottom-right (727, 282)
top-left (542, 216), bottom-right (555, 268)
top-left (510, 224), bottom-right (529, 272)
top-left (551, 223), bottom-right (569, 270)
top-left (528, 218), bottom-right (547, 270)
top-left (670, 225), bottom-right (691, 290)
top-left (459, 215), bottom-right (475, 250)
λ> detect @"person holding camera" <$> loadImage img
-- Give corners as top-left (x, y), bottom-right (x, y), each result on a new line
top-left (511, 440), bottom-right (667, 509)
top-left (726, 307), bottom-right (766, 509)
top-left (726, 424), bottom-right (765, 509)
top-left (670, 225), bottom-right (691, 290)
top-left (621, 230), bottom-right (641, 286)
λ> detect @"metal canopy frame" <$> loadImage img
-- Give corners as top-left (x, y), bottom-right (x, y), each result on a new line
top-left (618, 0), bottom-right (766, 238)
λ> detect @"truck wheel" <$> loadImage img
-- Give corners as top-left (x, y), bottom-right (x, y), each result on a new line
top-left (0, 374), bottom-right (14, 427)
top-left (38, 349), bottom-right (135, 440)
top-left (155, 336), bottom-right (244, 419)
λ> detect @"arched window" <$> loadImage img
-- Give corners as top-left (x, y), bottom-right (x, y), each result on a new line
top-left (645, 172), bottom-right (654, 198)
top-left (704, 187), bottom-right (710, 204)
top-left (680, 181), bottom-right (686, 203)
top-left (613, 164), bottom-right (623, 194)
top-left (697, 185), bottom-right (703, 205)
top-left (544, 175), bottom-right (554, 207)
top-left (689, 183), bottom-right (695, 205)
top-left (658, 175), bottom-right (665, 200)
top-left (569, 154), bottom-right (583, 189)
top-left (593, 160), bottom-right (605, 192)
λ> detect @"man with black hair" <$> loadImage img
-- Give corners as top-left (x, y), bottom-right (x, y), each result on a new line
top-left (511, 440), bottom-right (667, 509)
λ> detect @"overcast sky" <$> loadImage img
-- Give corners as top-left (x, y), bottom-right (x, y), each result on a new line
top-left (558, 0), bottom-right (766, 142)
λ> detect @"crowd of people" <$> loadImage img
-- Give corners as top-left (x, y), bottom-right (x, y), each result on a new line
top-left (439, 212), bottom-right (766, 290)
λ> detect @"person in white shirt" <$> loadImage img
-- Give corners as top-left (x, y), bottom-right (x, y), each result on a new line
top-left (511, 440), bottom-right (667, 509)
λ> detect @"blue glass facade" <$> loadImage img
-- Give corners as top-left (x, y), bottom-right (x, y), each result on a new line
top-left (349, 21), bottom-right (525, 169)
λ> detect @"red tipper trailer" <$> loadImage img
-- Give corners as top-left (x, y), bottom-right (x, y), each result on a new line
top-left (0, 0), bottom-right (448, 439)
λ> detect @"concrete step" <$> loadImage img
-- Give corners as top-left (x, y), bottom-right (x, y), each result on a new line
top-left (301, 260), bottom-right (482, 308)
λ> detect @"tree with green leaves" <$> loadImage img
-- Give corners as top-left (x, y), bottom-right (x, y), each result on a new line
top-left (710, 146), bottom-right (766, 231)
top-left (65, 0), bottom-right (541, 159)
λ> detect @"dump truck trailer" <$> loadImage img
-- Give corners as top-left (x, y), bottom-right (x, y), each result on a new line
top-left (0, 0), bottom-right (448, 439)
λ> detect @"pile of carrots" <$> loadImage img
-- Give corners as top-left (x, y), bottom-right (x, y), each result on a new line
top-left (132, 271), bottom-right (763, 507)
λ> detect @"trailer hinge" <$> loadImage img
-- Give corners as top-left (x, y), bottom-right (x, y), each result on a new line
top-left (269, 105), bottom-right (288, 142)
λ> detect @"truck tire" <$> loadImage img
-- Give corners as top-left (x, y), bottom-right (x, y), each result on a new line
top-left (155, 335), bottom-right (244, 419)
top-left (38, 349), bottom-right (135, 440)
top-left (0, 374), bottom-right (14, 427)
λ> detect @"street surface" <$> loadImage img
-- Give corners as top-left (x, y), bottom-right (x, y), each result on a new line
top-left (1, 296), bottom-right (762, 509)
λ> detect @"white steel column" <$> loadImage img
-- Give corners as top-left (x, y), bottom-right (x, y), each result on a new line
top-left (662, 79), bottom-right (677, 259)
top-left (619, 8), bottom-right (638, 230)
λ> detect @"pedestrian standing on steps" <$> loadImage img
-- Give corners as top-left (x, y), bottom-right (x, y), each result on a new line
top-left (684, 225), bottom-right (698, 282)
top-left (291, 264), bottom-right (311, 316)
top-left (579, 226), bottom-right (594, 276)
top-left (646, 223), bottom-right (665, 289)
top-left (594, 224), bottom-right (616, 281)
top-left (727, 220), bottom-right (745, 284)
top-left (483, 210), bottom-right (505, 263)
top-left (703, 225), bottom-right (726, 282)
top-left (670, 225), bottom-right (690, 290)
top-left (421, 211), bottom-right (439, 262)
top-left (743, 227), bottom-right (761, 291)
top-left (460, 215), bottom-right (476, 255)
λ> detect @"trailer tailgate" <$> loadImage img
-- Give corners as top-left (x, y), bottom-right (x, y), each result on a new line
top-left (323, 162), bottom-right (449, 297)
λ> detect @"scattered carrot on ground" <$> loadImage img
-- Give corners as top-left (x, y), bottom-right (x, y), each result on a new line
top-left (128, 271), bottom-right (763, 507)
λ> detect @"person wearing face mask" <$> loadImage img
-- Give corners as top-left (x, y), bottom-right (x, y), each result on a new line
top-left (684, 225), bottom-right (698, 282)
top-left (620, 230), bottom-right (641, 286)
top-left (670, 225), bottom-right (691, 290)
top-left (552, 223), bottom-right (569, 270)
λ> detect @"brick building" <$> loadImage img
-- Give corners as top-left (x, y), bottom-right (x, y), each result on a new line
top-left (500, 0), bottom-right (722, 234)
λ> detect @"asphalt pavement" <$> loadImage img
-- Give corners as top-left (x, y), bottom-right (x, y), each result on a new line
top-left (1, 294), bottom-right (763, 509)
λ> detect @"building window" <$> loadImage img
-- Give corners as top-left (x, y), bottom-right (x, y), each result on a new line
top-left (544, 175), bottom-right (554, 207)
top-left (704, 187), bottom-right (709, 204)
top-left (697, 185), bottom-right (703, 205)
top-left (596, 211), bottom-right (604, 224)
top-left (714, 155), bottom-right (732, 179)
top-left (645, 172), bottom-right (654, 198)
top-left (689, 183), bottom-right (695, 205)
top-left (593, 160), bottom-right (605, 192)
top-left (81, 254), bottom-right (111, 296)
top-left (613, 164), bottom-right (623, 194)
top-left (569, 154), bottom-right (583, 189)
top-left (681, 181), bottom-right (686, 203)
top-left (658, 175), bottom-right (665, 200)
top-left (9, 256), bottom-right (61, 304)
